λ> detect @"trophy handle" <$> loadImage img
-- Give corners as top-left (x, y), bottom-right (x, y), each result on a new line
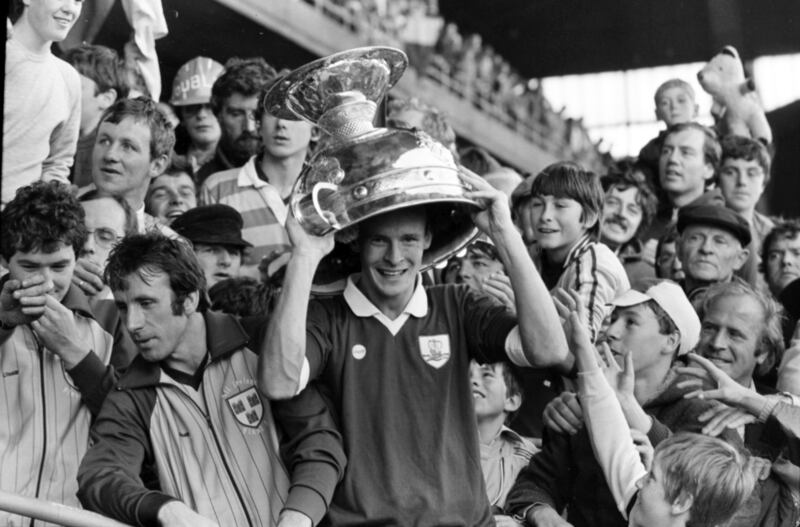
top-left (311, 182), bottom-right (342, 231)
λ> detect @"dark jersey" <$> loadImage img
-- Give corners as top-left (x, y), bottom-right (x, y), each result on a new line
top-left (305, 282), bottom-right (517, 526)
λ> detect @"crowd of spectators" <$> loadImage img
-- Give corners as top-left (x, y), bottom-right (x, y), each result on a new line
top-left (303, 0), bottom-right (603, 168)
top-left (2, 1), bottom-right (800, 527)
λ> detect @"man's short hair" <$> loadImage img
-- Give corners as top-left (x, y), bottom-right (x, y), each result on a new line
top-left (653, 79), bottom-right (696, 106)
top-left (656, 432), bottom-right (756, 527)
top-left (492, 361), bottom-right (524, 423)
top-left (104, 232), bottom-right (209, 314)
top-left (663, 122), bottom-right (721, 170)
top-left (601, 165), bottom-right (658, 237)
top-left (527, 162), bottom-right (604, 237)
top-left (78, 190), bottom-right (138, 236)
top-left (210, 57), bottom-right (277, 115)
top-left (720, 135), bottom-right (772, 184)
top-left (208, 277), bottom-right (275, 317)
top-left (62, 44), bottom-right (129, 98)
top-left (99, 97), bottom-right (176, 160)
top-left (1, 182), bottom-right (88, 260)
top-left (761, 219), bottom-right (800, 272)
top-left (698, 281), bottom-right (785, 375)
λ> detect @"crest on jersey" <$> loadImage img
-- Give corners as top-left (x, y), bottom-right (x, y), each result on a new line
top-left (418, 334), bottom-right (451, 369)
top-left (226, 386), bottom-right (263, 427)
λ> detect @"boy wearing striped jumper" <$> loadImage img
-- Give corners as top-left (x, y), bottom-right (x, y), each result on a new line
top-left (513, 162), bottom-right (630, 346)
top-left (199, 81), bottom-right (317, 280)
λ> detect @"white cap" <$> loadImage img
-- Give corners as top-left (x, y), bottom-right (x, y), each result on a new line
top-left (612, 281), bottom-right (700, 356)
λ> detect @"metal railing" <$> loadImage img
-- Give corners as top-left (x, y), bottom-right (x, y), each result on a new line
top-left (0, 490), bottom-right (131, 527)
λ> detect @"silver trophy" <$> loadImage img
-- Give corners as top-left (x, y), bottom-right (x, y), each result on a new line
top-left (265, 47), bottom-right (479, 284)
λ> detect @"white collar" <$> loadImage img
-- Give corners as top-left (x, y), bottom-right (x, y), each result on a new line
top-left (236, 156), bottom-right (268, 188)
top-left (343, 274), bottom-right (428, 335)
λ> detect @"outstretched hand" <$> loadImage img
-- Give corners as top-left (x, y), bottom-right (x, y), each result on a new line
top-left (460, 168), bottom-right (515, 239)
top-left (677, 353), bottom-right (755, 408)
top-left (552, 288), bottom-right (595, 371)
top-left (285, 213), bottom-right (335, 262)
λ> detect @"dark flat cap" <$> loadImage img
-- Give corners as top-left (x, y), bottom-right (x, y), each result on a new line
top-left (171, 204), bottom-right (253, 248)
top-left (677, 204), bottom-right (751, 246)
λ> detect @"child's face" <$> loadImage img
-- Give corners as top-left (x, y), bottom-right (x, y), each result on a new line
top-left (469, 361), bottom-right (515, 420)
top-left (655, 86), bottom-right (697, 126)
top-left (629, 458), bottom-right (676, 527)
top-left (530, 195), bottom-right (594, 262)
top-left (457, 249), bottom-right (505, 292)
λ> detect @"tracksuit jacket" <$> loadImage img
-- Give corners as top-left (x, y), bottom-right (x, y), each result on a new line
top-left (0, 284), bottom-right (115, 527)
top-left (77, 311), bottom-right (345, 527)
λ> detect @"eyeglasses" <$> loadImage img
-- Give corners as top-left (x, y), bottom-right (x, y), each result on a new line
top-left (87, 228), bottom-right (123, 249)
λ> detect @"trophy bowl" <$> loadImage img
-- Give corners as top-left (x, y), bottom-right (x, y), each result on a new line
top-left (266, 47), bottom-right (480, 285)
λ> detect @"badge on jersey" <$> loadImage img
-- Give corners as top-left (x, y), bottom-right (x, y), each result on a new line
top-left (418, 334), bottom-right (451, 369)
top-left (226, 386), bottom-right (264, 427)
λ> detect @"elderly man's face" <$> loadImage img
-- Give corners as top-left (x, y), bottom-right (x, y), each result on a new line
top-left (678, 225), bottom-right (748, 284)
top-left (697, 294), bottom-right (765, 386)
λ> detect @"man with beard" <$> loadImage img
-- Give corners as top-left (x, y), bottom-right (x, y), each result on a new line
top-left (194, 57), bottom-right (277, 185)
top-left (200, 80), bottom-right (316, 280)
top-left (600, 167), bottom-right (658, 285)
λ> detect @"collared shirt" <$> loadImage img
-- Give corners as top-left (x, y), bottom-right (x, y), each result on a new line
top-left (199, 156), bottom-right (291, 275)
top-left (341, 274), bottom-right (528, 364)
top-left (481, 425), bottom-right (538, 509)
top-left (343, 274), bottom-right (428, 335)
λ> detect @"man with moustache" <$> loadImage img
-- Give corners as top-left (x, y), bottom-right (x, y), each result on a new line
top-left (600, 167), bottom-right (658, 285)
top-left (194, 58), bottom-right (277, 185)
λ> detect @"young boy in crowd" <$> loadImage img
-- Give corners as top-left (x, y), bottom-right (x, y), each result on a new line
top-left (637, 79), bottom-right (699, 181)
top-left (470, 359), bottom-right (538, 517)
top-left (63, 44), bottom-right (127, 187)
top-left (4, 0), bottom-right (82, 208)
top-left (519, 161), bottom-right (630, 343)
